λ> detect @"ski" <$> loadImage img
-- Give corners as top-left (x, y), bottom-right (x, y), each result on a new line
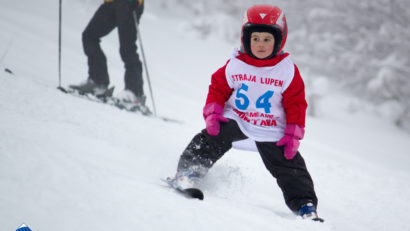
top-left (312, 217), bottom-right (325, 222)
top-left (162, 177), bottom-right (204, 200)
top-left (57, 86), bottom-right (182, 124)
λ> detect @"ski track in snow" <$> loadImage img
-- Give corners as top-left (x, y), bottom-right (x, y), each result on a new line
top-left (1, 1), bottom-right (410, 231)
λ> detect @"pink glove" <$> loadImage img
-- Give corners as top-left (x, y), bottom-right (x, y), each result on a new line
top-left (276, 124), bottom-right (305, 160)
top-left (203, 103), bottom-right (229, 136)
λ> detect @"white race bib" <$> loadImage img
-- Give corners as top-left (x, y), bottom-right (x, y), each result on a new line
top-left (223, 54), bottom-right (295, 142)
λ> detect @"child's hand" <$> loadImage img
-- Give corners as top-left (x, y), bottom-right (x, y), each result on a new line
top-left (276, 124), bottom-right (305, 159)
top-left (203, 103), bottom-right (229, 136)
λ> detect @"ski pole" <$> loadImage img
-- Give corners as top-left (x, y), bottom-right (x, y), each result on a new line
top-left (0, 39), bottom-right (14, 75)
top-left (58, 0), bottom-right (63, 89)
top-left (133, 12), bottom-right (157, 116)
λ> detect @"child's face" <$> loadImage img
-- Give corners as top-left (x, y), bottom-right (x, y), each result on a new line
top-left (250, 32), bottom-right (275, 59)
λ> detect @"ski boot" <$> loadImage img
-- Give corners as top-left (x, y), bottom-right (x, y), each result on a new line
top-left (69, 79), bottom-right (111, 97)
top-left (174, 169), bottom-right (201, 189)
top-left (114, 89), bottom-right (151, 115)
top-left (164, 169), bottom-right (204, 200)
top-left (298, 202), bottom-right (324, 222)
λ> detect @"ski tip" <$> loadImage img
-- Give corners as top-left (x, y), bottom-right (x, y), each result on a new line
top-left (162, 177), bottom-right (204, 200)
top-left (312, 217), bottom-right (325, 223)
top-left (57, 86), bottom-right (68, 93)
top-left (184, 188), bottom-right (204, 200)
top-left (162, 177), bottom-right (173, 184)
top-left (4, 68), bottom-right (13, 75)
top-left (159, 116), bottom-right (183, 124)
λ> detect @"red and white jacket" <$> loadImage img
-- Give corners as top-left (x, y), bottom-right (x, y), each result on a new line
top-left (205, 50), bottom-right (307, 142)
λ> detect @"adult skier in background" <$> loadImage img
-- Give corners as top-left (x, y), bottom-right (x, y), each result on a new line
top-left (171, 5), bottom-right (321, 220)
top-left (70, 0), bottom-right (145, 106)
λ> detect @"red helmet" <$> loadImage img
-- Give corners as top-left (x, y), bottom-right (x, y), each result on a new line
top-left (241, 5), bottom-right (288, 59)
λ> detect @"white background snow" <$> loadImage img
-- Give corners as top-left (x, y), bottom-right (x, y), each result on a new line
top-left (1, 0), bottom-right (410, 231)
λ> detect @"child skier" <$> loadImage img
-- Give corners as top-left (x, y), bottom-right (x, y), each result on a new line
top-left (172, 5), bottom-right (321, 220)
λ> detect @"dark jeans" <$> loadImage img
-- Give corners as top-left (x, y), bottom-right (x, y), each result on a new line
top-left (177, 119), bottom-right (318, 212)
top-left (82, 0), bottom-right (143, 97)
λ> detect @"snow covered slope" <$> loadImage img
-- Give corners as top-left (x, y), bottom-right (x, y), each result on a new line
top-left (1, 1), bottom-right (410, 231)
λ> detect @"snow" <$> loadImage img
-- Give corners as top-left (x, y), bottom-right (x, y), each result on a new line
top-left (1, 0), bottom-right (410, 231)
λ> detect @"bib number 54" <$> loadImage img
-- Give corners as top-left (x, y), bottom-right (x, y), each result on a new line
top-left (235, 83), bottom-right (274, 113)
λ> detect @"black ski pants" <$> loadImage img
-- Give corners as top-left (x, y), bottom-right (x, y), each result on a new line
top-left (177, 119), bottom-right (318, 212)
top-left (82, 0), bottom-right (143, 97)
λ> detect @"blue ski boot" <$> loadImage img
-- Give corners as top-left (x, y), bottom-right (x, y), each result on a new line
top-left (298, 203), bottom-right (324, 222)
